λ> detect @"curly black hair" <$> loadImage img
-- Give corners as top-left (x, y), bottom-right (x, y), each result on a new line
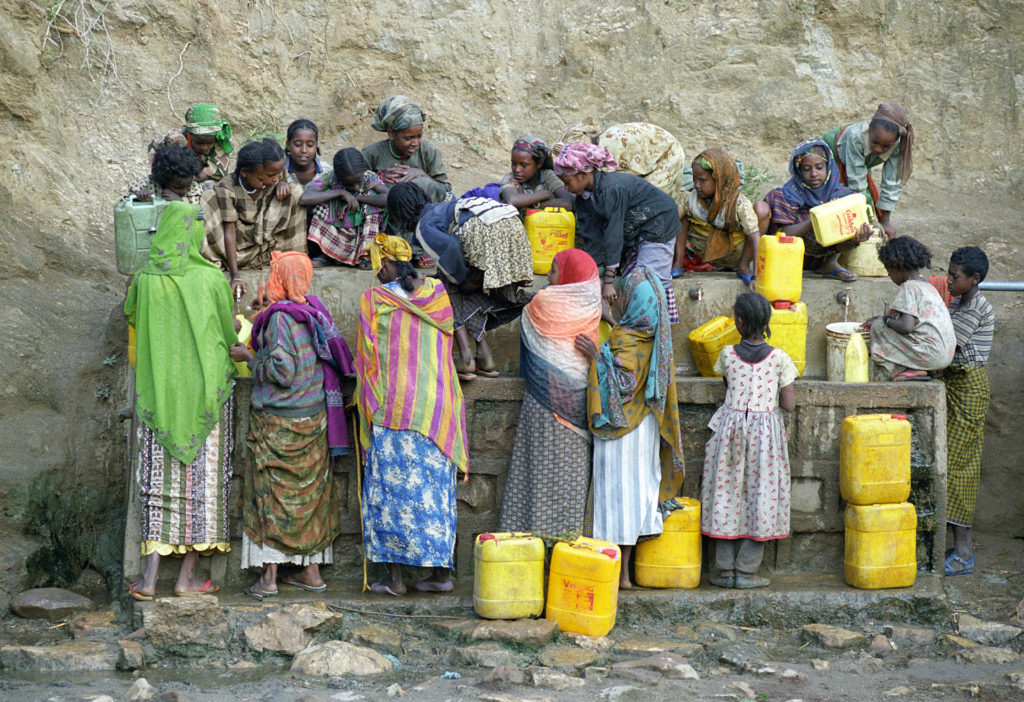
top-left (877, 236), bottom-right (931, 272)
top-left (734, 292), bottom-right (773, 340)
top-left (950, 246), bottom-right (989, 282)
top-left (386, 182), bottom-right (429, 230)
top-left (150, 144), bottom-right (201, 188)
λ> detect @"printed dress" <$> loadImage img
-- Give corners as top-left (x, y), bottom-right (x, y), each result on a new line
top-left (701, 346), bottom-right (797, 541)
top-left (869, 279), bottom-right (956, 378)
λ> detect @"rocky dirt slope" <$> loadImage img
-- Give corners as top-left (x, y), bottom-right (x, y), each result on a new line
top-left (0, 0), bottom-right (1021, 607)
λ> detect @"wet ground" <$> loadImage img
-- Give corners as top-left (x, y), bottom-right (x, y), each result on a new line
top-left (2, 531), bottom-right (1023, 702)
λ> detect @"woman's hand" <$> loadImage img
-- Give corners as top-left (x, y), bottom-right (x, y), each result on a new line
top-left (602, 282), bottom-right (617, 308)
top-left (574, 333), bottom-right (598, 360)
top-left (396, 166), bottom-right (427, 182)
top-left (275, 181), bottom-right (290, 202)
top-left (229, 343), bottom-right (253, 363)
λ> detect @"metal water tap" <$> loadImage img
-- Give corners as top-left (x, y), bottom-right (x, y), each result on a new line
top-left (836, 286), bottom-right (852, 309)
top-left (688, 282), bottom-right (703, 301)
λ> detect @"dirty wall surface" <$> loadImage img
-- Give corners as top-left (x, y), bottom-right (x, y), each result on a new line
top-left (0, 0), bottom-right (1022, 608)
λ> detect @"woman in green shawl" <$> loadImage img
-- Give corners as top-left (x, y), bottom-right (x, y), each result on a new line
top-left (125, 146), bottom-right (238, 600)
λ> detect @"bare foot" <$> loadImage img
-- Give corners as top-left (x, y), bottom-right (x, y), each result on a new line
top-left (370, 581), bottom-right (406, 596)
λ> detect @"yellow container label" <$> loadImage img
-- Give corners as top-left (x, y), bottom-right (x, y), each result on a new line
top-left (545, 537), bottom-right (620, 636)
top-left (840, 413), bottom-right (911, 505)
top-left (634, 497), bottom-right (702, 589)
top-left (844, 503), bottom-right (917, 589)
top-left (688, 316), bottom-right (740, 378)
top-left (810, 193), bottom-right (870, 247)
top-left (767, 302), bottom-right (807, 377)
top-left (473, 533), bottom-right (545, 620)
top-left (524, 207), bottom-right (576, 275)
top-left (755, 235), bottom-right (805, 303)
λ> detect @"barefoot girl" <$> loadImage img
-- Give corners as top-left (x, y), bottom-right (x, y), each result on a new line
top-left (301, 148), bottom-right (389, 268)
top-left (499, 135), bottom-right (572, 212)
top-left (861, 236), bottom-right (955, 381)
top-left (702, 292), bottom-right (797, 589)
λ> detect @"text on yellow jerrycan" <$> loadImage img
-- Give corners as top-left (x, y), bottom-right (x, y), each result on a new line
top-left (634, 497), bottom-right (701, 588)
top-left (755, 234), bottom-right (804, 304)
top-left (545, 537), bottom-right (620, 636)
top-left (473, 532), bottom-right (545, 620)
top-left (839, 413), bottom-right (911, 505)
top-left (524, 207), bottom-right (575, 275)
top-left (844, 502), bottom-right (917, 589)
top-left (810, 192), bottom-right (870, 247)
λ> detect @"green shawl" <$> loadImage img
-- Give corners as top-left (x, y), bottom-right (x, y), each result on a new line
top-left (124, 200), bottom-right (237, 464)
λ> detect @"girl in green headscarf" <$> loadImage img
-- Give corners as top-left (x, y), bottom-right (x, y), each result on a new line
top-left (125, 145), bottom-right (238, 600)
top-left (148, 103), bottom-right (234, 184)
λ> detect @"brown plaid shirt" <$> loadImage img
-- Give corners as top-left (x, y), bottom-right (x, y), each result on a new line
top-left (201, 176), bottom-right (306, 269)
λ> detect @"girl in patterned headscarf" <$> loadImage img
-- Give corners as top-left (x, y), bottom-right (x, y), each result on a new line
top-left (763, 138), bottom-right (874, 281)
top-left (499, 135), bottom-right (572, 212)
top-left (149, 103), bottom-right (234, 185)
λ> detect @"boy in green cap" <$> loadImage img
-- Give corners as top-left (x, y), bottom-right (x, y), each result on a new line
top-left (149, 103), bottom-right (234, 185)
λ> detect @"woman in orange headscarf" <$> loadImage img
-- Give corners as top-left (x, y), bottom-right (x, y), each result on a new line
top-left (230, 251), bottom-right (354, 600)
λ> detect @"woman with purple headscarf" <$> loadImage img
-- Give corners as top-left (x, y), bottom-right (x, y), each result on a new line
top-left (554, 142), bottom-right (681, 322)
top-left (763, 138), bottom-right (874, 281)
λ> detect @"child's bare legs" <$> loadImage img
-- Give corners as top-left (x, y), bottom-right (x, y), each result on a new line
top-left (453, 327), bottom-right (475, 375)
top-left (619, 545), bottom-right (633, 589)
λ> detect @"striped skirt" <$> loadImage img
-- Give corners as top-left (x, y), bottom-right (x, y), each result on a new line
top-left (592, 413), bottom-right (663, 545)
top-left (944, 366), bottom-right (990, 526)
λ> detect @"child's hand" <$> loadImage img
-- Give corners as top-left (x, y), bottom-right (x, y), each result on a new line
top-left (860, 316), bottom-right (880, 332)
top-left (274, 181), bottom-right (290, 201)
top-left (574, 333), bottom-right (598, 360)
top-left (855, 223), bottom-right (873, 243)
top-left (229, 343), bottom-right (253, 363)
top-left (340, 191), bottom-right (359, 211)
top-left (133, 187), bottom-right (153, 201)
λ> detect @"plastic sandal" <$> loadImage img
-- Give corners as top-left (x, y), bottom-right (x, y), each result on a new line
top-left (128, 581), bottom-right (154, 601)
top-left (174, 579), bottom-right (220, 596)
top-left (737, 271), bottom-right (755, 286)
top-left (281, 575), bottom-right (327, 592)
top-left (413, 254), bottom-right (436, 269)
top-left (945, 552), bottom-right (974, 576)
top-left (671, 267), bottom-right (686, 279)
top-left (820, 265), bottom-right (857, 282)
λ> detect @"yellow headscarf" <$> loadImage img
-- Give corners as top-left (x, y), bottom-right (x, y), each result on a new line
top-left (367, 233), bottom-right (412, 274)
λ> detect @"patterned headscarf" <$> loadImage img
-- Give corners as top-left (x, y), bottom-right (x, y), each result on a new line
top-left (266, 251), bottom-right (313, 304)
top-left (551, 248), bottom-right (598, 285)
top-left (781, 138), bottom-right (851, 210)
top-left (512, 135), bottom-right (553, 169)
top-left (872, 102), bottom-right (914, 185)
top-left (370, 95), bottom-right (425, 132)
top-left (184, 103), bottom-right (233, 154)
top-left (367, 233), bottom-right (413, 274)
top-left (553, 142), bottom-right (619, 176)
top-left (691, 148), bottom-right (741, 262)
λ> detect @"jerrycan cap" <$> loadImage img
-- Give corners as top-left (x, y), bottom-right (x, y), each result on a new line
top-left (772, 301), bottom-right (792, 309)
top-left (890, 413), bottom-right (907, 421)
top-left (778, 235), bottom-right (795, 243)
top-left (600, 548), bottom-right (619, 559)
top-left (478, 533), bottom-right (496, 543)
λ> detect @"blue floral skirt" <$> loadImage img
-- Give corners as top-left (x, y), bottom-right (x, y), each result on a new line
top-left (362, 426), bottom-right (457, 568)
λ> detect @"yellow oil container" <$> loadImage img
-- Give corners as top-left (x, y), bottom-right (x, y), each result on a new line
top-left (546, 537), bottom-right (620, 636)
top-left (810, 193), bottom-right (870, 247)
top-left (755, 234), bottom-right (804, 303)
top-left (844, 502), bottom-right (917, 589)
top-left (524, 207), bottom-right (576, 275)
top-left (473, 532), bottom-right (545, 620)
top-left (840, 413), bottom-right (911, 505)
top-left (634, 497), bottom-right (701, 589)
top-left (838, 228), bottom-right (887, 277)
top-left (128, 325), bottom-right (137, 369)
top-left (235, 314), bottom-right (253, 378)
top-left (767, 301), bottom-right (807, 376)
top-left (688, 316), bottom-right (740, 378)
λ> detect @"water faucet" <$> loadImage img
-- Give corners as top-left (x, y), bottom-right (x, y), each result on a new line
top-left (836, 287), bottom-right (852, 309)
top-left (688, 282), bottom-right (703, 301)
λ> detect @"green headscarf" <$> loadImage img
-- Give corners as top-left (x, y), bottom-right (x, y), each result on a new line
top-left (125, 201), bottom-right (237, 464)
top-left (185, 103), bottom-right (234, 155)
top-left (370, 95), bottom-right (425, 132)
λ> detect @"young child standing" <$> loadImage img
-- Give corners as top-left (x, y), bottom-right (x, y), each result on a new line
top-left (943, 246), bottom-right (994, 576)
top-left (301, 148), bottom-right (389, 268)
top-left (862, 237), bottom-right (956, 381)
top-left (702, 292), bottom-right (796, 589)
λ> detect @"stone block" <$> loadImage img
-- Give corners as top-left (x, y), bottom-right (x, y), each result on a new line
top-left (348, 624), bottom-right (403, 654)
top-left (790, 478), bottom-right (822, 513)
top-left (68, 609), bottom-right (119, 638)
top-left (611, 653), bottom-right (700, 680)
top-left (537, 647), bottom-right (598, 670)
top-left (457, 474), bottom-right (497, 513)
top-left (244, 603), bottom-right (343, 655)
top-left (481, 664), bottom-right (525, 686)
top-left (883, 626), bottom-right (937, 646)
top-left (464, 619), bottom-right (559, 647)
top-left (117, 639), bottom-right (145, 670)
top-left (125, 678), bottom-right (156, 701)
top-left (142, 595), bottom-right (228, 651)
top-left (455, 643), bottom-right (525, 668)
top-left (290, 640), bottom-right (393, 676)
top-left (795, 405), bottom-right (845, 459)
top-left (10, 587), bottom-right (93, 621)
top-left (802, 624), bottom-right (865, 649)
top-left (956, 614), bottom-right (1023, 646)
top-left (468, 401), bottom-right (520, 455)
top-left (0, 641), bottom-right (117, 671)
top-left (529, 667), bottom-right (585, 690)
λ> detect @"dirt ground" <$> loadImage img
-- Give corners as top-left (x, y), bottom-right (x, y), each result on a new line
top-left (2, 529), bottom-right (1023, 702)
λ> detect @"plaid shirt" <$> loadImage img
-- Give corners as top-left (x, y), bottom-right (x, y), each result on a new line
top-left (202, 175), bottom-right (306, 269)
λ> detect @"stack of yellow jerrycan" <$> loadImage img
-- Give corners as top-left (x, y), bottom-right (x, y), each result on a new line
top-left (754, 234), bottom-right (807, 376)
top-left (546, 536), bottom-right (621, 636)
top-left (688, 317), bottom-right (740, 377)
top-left (840, 413), bottom-right (917, 589)
top-left (809, 192), bottom-right (871, 248)
top-left (524, 207), bottom-right (575, 275)
top-left (473, 533), bottom-right (545, 619)
top-left (634, 497), bottom-right (701, 588)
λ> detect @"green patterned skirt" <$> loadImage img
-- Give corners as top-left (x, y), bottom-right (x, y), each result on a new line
top-left (944, 366), bottom-right (990, 526)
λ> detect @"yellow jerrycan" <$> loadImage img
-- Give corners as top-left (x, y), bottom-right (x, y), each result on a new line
top-left (844, 331), bottom-right (869, 383)
top-left (524, 207), bottom-right (576, 275)
top-left (546, 536), bottom-right (620, 636)
top-left (840, 413), bottom-right (911, 505)
top-left (810, 193), bottom-right (870, 247)
top-left (844, 502), bottom-right (917, 589)
top-left (128, 325), bottom-right (137, 369)
top-left (473, 532), bottom-right (545, 619)
top-left (755, 235), bottom-right (805, 303)
top-left (234, 314), bottom-right (253, 378)
top-left (634, 497), bottom-right (701, 588)
top-left (767, 301), bottom-right (807, 376)
top-left (688, 317), bottom-right (740, 377)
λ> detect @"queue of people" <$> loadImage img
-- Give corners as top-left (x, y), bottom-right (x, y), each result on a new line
top-left (125, 95), bottom-right (991, 600)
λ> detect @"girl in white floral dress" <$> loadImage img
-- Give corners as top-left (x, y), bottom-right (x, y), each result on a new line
top-left (701, 292), bottom-right (797, 589)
